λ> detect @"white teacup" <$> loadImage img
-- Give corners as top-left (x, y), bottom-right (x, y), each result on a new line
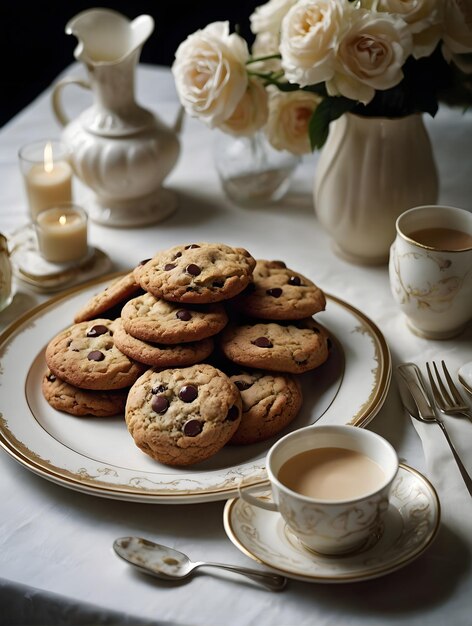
top-left (389, 205), bottom-right (472, 339)
top-left (239, 425), bottom-right (398, 556)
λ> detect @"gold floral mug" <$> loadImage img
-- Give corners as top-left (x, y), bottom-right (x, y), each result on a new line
top-left (239, 425), bottom-right (398, 556)
top-left (389, 205), bottom-right (472, 339)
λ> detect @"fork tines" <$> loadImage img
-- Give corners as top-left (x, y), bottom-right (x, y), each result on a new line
top-left (426, 360), bottom-right (468, 412)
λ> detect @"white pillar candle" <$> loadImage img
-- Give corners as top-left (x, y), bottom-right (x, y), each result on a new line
top-left (19, 140), bottom-right (73, 220)
top-left (35, 205), bottom-right (88, 263)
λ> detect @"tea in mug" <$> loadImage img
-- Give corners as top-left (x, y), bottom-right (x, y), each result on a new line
top-left (409, 227), bottom-right (472, 250)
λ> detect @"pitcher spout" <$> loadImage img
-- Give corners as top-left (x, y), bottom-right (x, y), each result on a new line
top-left (65, 8), bottom-right (154, 66)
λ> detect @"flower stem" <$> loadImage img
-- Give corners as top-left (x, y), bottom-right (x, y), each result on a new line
top-left (249, 132), bottom-right (264, 169)
top-left (246, 54), bottom-right (282, 65)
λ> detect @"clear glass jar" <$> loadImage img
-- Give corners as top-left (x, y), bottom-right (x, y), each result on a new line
top-left (213, 130), bottom-right (300, 207)
top-left (0, 234), bottom-right (13, 312)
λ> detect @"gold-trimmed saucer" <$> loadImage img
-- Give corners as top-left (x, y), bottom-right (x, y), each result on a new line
top-left (223, 464), bottom-right (440, 583)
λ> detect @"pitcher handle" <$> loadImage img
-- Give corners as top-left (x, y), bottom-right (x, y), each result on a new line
top-left (238, 479), bottom-right (279, 512)
top-left (52, 77), bottom-right (91, 127)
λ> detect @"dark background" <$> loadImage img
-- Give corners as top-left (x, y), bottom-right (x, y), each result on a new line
top-left (0, 1), bottom-right (261, 128)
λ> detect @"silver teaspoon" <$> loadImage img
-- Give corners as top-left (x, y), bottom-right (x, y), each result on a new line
top-left (113, 536), bottom-right (287, 591)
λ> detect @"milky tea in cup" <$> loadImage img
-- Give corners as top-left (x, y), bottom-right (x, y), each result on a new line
top-left (239, 425), bottom-right (398, 556)
top-left (389, 205), bottom-right (472, 339)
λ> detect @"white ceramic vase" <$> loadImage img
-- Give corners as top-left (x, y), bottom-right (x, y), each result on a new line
top-left (313, 113), bottom-right (439, 265)
top-left (52, 9), bottom-right (182, 228)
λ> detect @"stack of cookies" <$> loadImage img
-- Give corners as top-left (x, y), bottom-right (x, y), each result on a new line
top-left (218, 258), bottom-right (329, 446)
top-left (220, 259), bottom-right (329, 375)
top-left (42, 242), bottom-right (330, 467)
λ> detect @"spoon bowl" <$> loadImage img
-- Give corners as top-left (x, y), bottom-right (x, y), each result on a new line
top-left (113, 536), bottom-right (287, 591)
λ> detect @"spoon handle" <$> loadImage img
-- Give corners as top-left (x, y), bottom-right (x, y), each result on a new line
top-left (436, 420), bottom-right (472, 497)
top-left (198, 562), bottom-right (287, 591)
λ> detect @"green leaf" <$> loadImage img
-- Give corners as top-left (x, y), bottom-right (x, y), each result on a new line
top-left (309, 97), bottom-right (356, 150)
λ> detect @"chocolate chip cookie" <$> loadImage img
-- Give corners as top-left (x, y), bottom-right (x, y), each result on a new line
top-left (42, 370), bottom-right (128, 417)
top-left (74, 271), bottom-right (143, 323)
top-left (125, 364), bottom-right (242, 466)
top-left (113, 318), bottom-right (214, 367)
top-left (137, 243), bottom-right (256, 303)
top-left (228, 369), bottom-right (303, 445)
top-left (218, 318), bottom-right (330, 374)
top-left (233, 260), bottom-right (326, 320)
top-left (45, 319), bottom-right (146, 390)
top-left (120, 292), bottom-right (228, 344)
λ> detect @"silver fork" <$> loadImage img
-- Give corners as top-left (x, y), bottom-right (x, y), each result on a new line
top-left (426, 360), bottom-right (472, 423)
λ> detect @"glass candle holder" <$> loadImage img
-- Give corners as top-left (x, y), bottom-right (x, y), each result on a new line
top-left (34, 203), bottom-right (88, 264)
top-left (18, 139), bottom-right (73, 221)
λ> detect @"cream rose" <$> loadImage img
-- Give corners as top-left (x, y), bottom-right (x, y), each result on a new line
top-left (265, 89), bottom-right (322, 155)
top-left (220, 78), bottom-right (269, 137)
top-left (250, 0), bottom-right (298, 35)
top-left (327, 10), bottom-right (413, 105)
top-left (280, 0), bottom-right (349, 87)
top-left (171, 22), bottom-right (249, 128)
top-left (365, 0), bottom-right (443, 58)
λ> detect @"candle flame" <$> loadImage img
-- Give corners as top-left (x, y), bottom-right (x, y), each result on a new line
top-left (59, 215), bottom-right (67, 226)
top-left (44, 142), bottom-right (54, 173)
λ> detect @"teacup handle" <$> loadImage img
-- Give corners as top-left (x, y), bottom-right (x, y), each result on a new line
top-left (238, 480), bottom-right (279, 512)
top-left (52, 77), bottom-right (91, 127)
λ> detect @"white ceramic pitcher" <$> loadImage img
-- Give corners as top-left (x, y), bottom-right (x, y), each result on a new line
top-left (52, 9), bottom-right (182, 227)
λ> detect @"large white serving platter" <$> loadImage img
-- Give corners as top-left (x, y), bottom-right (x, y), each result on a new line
top-left (0, 274), bottom-right (391, 503)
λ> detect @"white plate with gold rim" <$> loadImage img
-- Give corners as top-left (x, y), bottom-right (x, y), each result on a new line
top-left (223, 464), bottom-right (440, 583)
top-left (0, 274), bottom-right (390, 503)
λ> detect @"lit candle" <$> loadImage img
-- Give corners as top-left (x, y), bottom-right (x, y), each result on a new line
top-left (19, 140), bottom-right (73, 220)
top-left (35, 204), bottom-right (88, 263)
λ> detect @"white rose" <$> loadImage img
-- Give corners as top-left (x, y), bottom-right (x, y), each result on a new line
top-left (364, 0), bottom-right (443, 58)
top-left (442, 0), bottom-right (472, 54)
top-left (220, 78), bottom-right (269, 137)
top-left (250, 0), bottom-right (298, 35)
top-left (171, 22), bottom-right (249, 128)
top-left (327, 9), bottom-right (413, 105)
top-left (265, 89), bottom-right (322, 154)
top-left (280, 0), bottom-right (349, 87)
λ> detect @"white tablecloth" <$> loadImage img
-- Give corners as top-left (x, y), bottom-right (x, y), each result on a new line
top-left (0, 64), bottom-right (471, 626)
